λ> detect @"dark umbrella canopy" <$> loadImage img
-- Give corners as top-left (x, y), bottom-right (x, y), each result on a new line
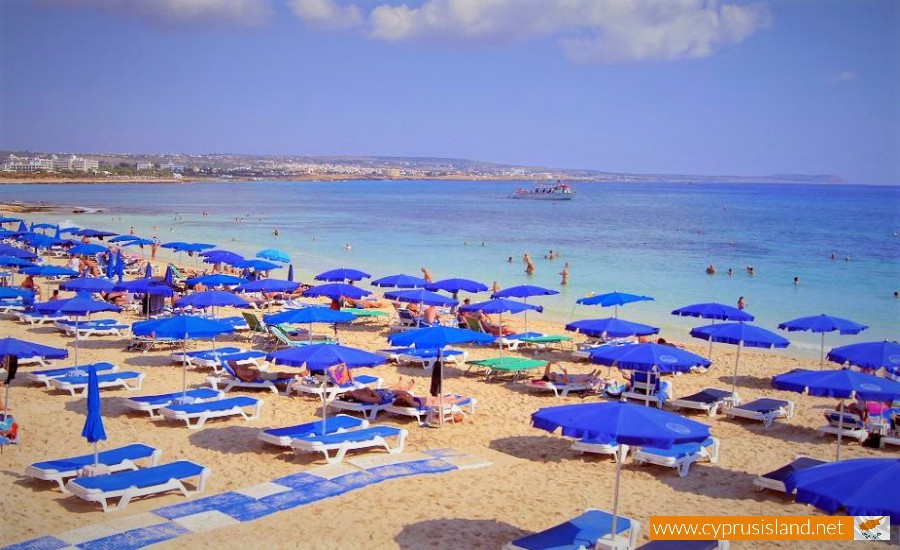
top-left (785, 458), bottom-right (900, 523)
top-left (315, 268), bottom-right (372, 282)
top-left (779, 314), bottom-right (869, 369)
top-left (371, 273), bottom-right (429, 288)
top-left (114, 278), bottom-right (175, 296)
top-left (68, 243), bottom-right (108, 256)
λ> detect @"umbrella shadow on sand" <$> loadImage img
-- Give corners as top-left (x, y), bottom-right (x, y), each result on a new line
top-left (187, 425), bottom-right (268, 455)
top-left (489, 435), bottom-right (576, 463)
top-left (715, 374), bottom-right (771, 391)
top-left (395, 518), bottom-right (522, 550)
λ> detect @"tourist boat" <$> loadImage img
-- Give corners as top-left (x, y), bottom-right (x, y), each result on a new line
top-left (508, 182), bottom-right (575, 200)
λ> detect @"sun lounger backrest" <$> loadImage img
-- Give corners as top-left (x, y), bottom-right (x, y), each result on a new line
top-left (824, 411), bottom-right (865, 428)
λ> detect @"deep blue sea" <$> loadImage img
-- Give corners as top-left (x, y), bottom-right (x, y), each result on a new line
top-left (2, 180), bottom-right (897, 357)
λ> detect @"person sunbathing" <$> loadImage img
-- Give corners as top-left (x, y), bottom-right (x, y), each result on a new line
top-left (343, 378), bottom-right (419, 406)
top-left (228, 360), bottom-right (301, 383)
top-left (344, 296), bottom-right (388, 309)
top-left (538, 363), bottom-right (600, 385)
top-left (477, 311), bottom-right (514, 336)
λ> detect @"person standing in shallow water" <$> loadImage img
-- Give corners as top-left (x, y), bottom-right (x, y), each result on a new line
top-left (737, 296), bottom-right (747, 310)
top-left (559, 263), bottom-right (569, 285)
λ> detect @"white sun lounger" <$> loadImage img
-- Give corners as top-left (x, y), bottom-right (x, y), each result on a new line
top-left (49, 371), bottom-right (145, 396)
top-left (25, 443), bottom-right (162, 492)
top-left (65, 460), bottom-right (210, 512)
top-left (395, 347), bottom-right (467, 370)
top-left (817, 411), bottom-right (869, 443)
top-left (527, 377), bottom-right (602, 398)
top-left (22, 362), bottom-right (118, 388)
top-left (667, 388), bottom-right (739, 417)
top-left (753, 456), bottom-right (828, 493)
top-left (207, 361), bottom-right (296, 395)
top-left (15, 310), bottom-right (66, 325)
top-left (159, 396), bottom-right (263, 429)
top-left (122, 388), bottom-right (224, 418)
top-left (290, 425), bottom-right (408, 464)
top-left (632, 437), bottom-right (720, 477)
top-left (326, 395), bottom-right (394, 420)
top-left (290, 371), bottom-right (383, 401)
top-left (571, 438), bottom-right (629, 462)
top-left (54, 319), bottom-right (129, 338)
top-left (726, 398), bottom-right (795, 428)
top-left (504, 508), bottom-right (641, 550)
top-left (170, 345), bottom-right (243, 365)
top-left (257, 414), bottom-right (369, 447)
top-left (385, 394), bottom-right (477, 423)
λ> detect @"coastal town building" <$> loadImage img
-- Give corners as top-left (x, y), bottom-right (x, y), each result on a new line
top-left (2, 154), bottom-right (97, 172)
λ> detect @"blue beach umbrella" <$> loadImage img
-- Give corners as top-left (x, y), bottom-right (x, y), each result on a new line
top-left (68, 243), bottom-right (108, 256)
top-left (460, 298), bottom-right (543, 359)
top-left (383, 289), bottom-right (458, 307)
top-left (164, 265), bottom-right (176, 286)
top-left (589, 342), bottom-right (711, 406)
top-left (175, 290), bottom-right (250, 313)
top-left (187, 274), bottom-right (248, 287)
top-left (772, 368), bottom-right (900, 460)
top-left (60, 277), bottom-right (115, 293)
top-left (161, 241), bottom-right (190, 251)
top-left (0, 336), bottom-right (67, 413)
top-left (785, 458), bottom-right (900, 523)
top-left (532, 402), bottom-right (711, 539)
top-left (120, 237), bottom-right (154, 248)
top-left (23, 265), bottom-right (79, 278)
top-left (81, 363), bottom-right (107, 466)
top-left (315, 268), bottom-right (371, 282)
top-left (425, 278), bottom-right (488, 295)
top-left (304, 283), bottom-right (371, 301)
top-left (256, 249), bottom-right (290, 264)
top-left (827, 341), bottom-right (900, 375)
top-left (0, 216), bottom-right (23, 224)
top-left (74, 229), bottom-right (116, 239)
top-left (234, 258), bottom-right (281, 272)
top-left (133, 315), bottom-right (234, 395)
top-left (58, 226), bottom-right (81, 235)
top-left (691, 322), bottom-right (790, 396)
top-left (492, 284), bottom-right (558, 334)
top-left (0, 256), bottom-right (36, 269)
top-left (109, 235), bottom-right (139, 243)
top-left (144, 263), bottom-right (153, 279)
top-left (779, 314), bottom-right (869, 369)
top-left (114, 278), bottom-right (174, 296)
top-left (577, 291), bottom-right (654, 318)
top-left (0, 245), bottom-right (37, 260)
top-left (33, 297), bottom-right (121, 366)
top-left (371, 273), bottom-right (429, 289)
top-left (16, 221), bottom-right (27, 233)
top-left (0, 287), bottom-right (33, 301)
top-left (268, 343), bottom-right (385, 372)
top-left (672, 302), bottom-right (755, 359)
top-left (235, 279), bottom-right (300, 294)
top-left (200, 250), bottom-right (245, 266)
top-left (264, 307), bottom-right (355, 343)
top-left (565, 317), bottom-right (660, 339)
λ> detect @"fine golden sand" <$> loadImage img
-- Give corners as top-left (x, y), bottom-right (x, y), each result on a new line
top-left (0, 267), bottom-right (885, 549)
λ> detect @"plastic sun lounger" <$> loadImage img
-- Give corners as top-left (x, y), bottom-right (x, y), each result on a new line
top-left (667, 388), bottom-right (739, 417)
top-left (122, 388), bottom-right (224, 418)
top-left (65, 460), bottom-right (210, 512)
top-left (571, 438), bottom-right (629, 462)
top-left (15, 310), bottom-right (66, 325)
top-left (291, 371), bottom-right (383, 401)
top-left (170, 345), bottom-right (243, 364)
top-left (527, 374), bottom-right (602, 398)
top-left (632, 437), bottom-right (720, 477)
top-left (193, 350), bottom-right (266, 373)
top-left (638, 540), bottom-right (729, 550)
top-left (49, 371), bottom-right (145, 397)
top-left (466, 357), bottom-right (548, 381)
top-left (753, 456), bottom-right (828, 493)
top-left (217, 315), bottom-right (250, 331)
top-left (54, 319), bottom-right (129, 338)
top-left (517, 334), bottom-right (574, 350)
top-left (817, 411), bottom-right (869, 443)
top-left (207, 362), bottom-right (296, 395)
top-left (395, 347), bottom-right (467, 370)
top-left (385, 394), bottom-right (477, 423)
top-left (326, 395), bottom-right (394, 420)
top-left (725, 398), bottom-right (795, 428)
top-left (290, 425), bottom-right (408, 464)
top-left (503, 508), bottom-right (641, 550)
top-left (16, 354), bottom-right (54, 368)
top-left (258, 414), bottom-right (370, 447)
top-left (25, 443), bottom-right (162, 492)
top-left (159, 396), bottom-right (263, 429)
top-left (22, 362), bottom-right (118, 388)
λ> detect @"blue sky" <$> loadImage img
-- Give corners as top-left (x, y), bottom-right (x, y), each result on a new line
top-left (0, 0), bottom-right (897, 183)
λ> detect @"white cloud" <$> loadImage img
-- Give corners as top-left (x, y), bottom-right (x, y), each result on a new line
top-left (289, 0), bottom-right (772, 63)
top-left (827, 70), bottom-right (857, 84)
top-left (43, 0), bottom-right (274, 27)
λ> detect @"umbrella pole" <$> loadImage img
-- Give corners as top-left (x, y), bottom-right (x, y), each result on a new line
top-left (93, 441), bottom-right (99, 467)
top-left (708, 319), bottom-right (716, 360)
top-left (74, 316), bottom-right (80, 367)
top-left (610, 446), bottom-right (624, 542)
top-left (836, 399), bottom-right (845, 461)
top-left (3, 382), bottom-right (10, 418)
top-left (730, 342), bottom-right (743, 397)
top-left (438, 349), bottom-right (444, 428)
top-left (523, 298), bottom-right (529, 334)
top-left (645, 366), bottom-right (655, 407)
top-left (819, 333), bottom-right (826, 370)
top-left (181, 339), bottom-right (188, 397)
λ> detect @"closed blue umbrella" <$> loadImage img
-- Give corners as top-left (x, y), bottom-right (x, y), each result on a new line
top-left (105, 252), bottom-right (116, 279)
top-left (532, 402), bottom-right (711, 539)
top-left (303, 283), bottom-right (371, 300)
top-left (68, 243), bottom-right (108, 256)
top-left (589, 343), bottom-right (711, 406)
top-left (577, 291), bottom-right (654, 318)
top-left (60, 277), bottom-right (115, 293)
top-left (315, 268), bottom-right (371, 282)
top-left (672, 302), bottom-right (755, 359)
top-left (785, 458), bottom-right (900, 523)
top-left (164, 265), bottom-right (175, 286)
top-left (144, 263), bottom-right (153, 279)
top-left (772, 368), bottom-right (900, 459)
top-left (115, 250), bottom-right (125, 283)
top-left (778, 314), bottom-right (869, 369)
top-left (287, 264), bottom-right (294, 282)
top-left (383, 289), bottom-right (458, 307)
top-left (132, 315), bottom-right (234, 395)
top-left (16, 221), bottom-right (27, 233)
top-left (256, 249), bottom-right (290, 263)
top-left (187, 274), bottom-right (248, 287)
top-left (827, 341), bottom-right (900, 375)
top-left (371, 273), bottom-right (429, 288)
top-left (33, 297), bottom-right (121, 366)
top-left (565, 317), bottom-right (660, 339)
top-left (81, 364), bottom-right (107, 466)
top-left (691, 322), bottom-right (790, 396)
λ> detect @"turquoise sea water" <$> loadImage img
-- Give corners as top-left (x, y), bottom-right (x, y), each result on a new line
top-left (2, 180), bottom-right (897, 357)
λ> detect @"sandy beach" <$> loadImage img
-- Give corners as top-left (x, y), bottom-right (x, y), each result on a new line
top-left (0, 249), bottom-right (890, 549)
